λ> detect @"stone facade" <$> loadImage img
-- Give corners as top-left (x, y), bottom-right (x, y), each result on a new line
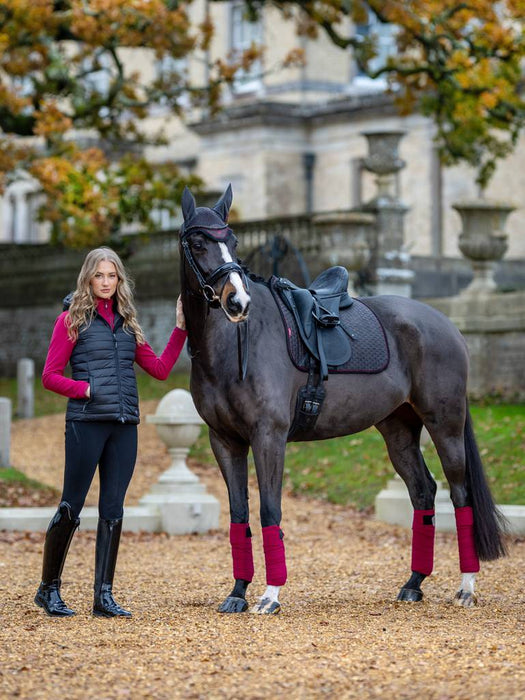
top-left (1, 2), bottom-right (524, 273)
top-left (189, 98), bottom-right (525, 264)
top-left (427, 291), bottom-right (525, 401)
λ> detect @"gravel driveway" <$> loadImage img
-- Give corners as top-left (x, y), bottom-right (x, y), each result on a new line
top-left (2, 404), bottom-right (524, 699)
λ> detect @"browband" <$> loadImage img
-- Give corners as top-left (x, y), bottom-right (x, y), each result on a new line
top-left (180, 225), bottom-right (233, 242)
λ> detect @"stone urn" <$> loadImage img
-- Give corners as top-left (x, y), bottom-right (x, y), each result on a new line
top-left (361, 129), bottom-right (406, 200)
top-left (314, 211), bottom-right (374, 294)
top-left (453, 199), bottom-right (515, 296)
top-left (141, 389), bottom-right (220, 534)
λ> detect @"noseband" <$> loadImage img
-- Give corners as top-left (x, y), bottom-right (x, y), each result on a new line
top-left (180, 229), bottom-right (248, 308)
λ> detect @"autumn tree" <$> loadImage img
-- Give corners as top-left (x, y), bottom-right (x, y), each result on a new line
top-left (2, 1), bottom-right (524, 249)
top-left (265, 0), bottom-right (525, 190)
top-left (0, 0), bottom-right (244, 247)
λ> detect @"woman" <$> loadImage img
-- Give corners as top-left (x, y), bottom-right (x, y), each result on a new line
top-left (35, 247), bottom-right (187, 618)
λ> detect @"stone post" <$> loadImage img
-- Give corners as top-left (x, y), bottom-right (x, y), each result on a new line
top-left (361, 129), bottom-right (414, 297)
top-left (17, 358), bottom-right (35, 419)
top-left (0, 397), bottom-right (12, 468)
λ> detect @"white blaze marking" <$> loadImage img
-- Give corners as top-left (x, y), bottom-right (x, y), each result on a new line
top-left (218, 242), bottom-right (251, 309)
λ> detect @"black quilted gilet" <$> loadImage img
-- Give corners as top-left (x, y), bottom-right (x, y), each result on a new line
top-left (65, 314), bottom-right (139, 424)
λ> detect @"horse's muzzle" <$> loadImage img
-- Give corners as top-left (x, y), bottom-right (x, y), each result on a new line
top-left (221, 277), bottom-right (251, 322)
top-left (225, 296), bottom-right (250, 322)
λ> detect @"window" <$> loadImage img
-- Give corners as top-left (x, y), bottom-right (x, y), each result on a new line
top-left (353, 12), bottom-right (397, 89)
top-left (153, 54), bottom-right (189, 110)
top-left (3, 176), bottom-right (45, 242)
top-left (150, 207), bottom-right (181, 231)
top-left (82, 52), bottom-right (113, 97)
top-left (230, 1), bottom-right (263, 94)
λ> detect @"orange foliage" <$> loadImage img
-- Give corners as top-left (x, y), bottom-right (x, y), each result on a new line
top-left (1, 0), bottom-right (524, 240)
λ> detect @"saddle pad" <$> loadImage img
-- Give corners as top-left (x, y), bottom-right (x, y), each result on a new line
top-left (270, 276), bottom-right (390, 374)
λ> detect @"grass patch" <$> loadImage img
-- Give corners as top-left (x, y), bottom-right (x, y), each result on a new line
top-left (190, 404), bottom-right (525, 510)
top-left (0, 467), bottom-right (60, 507)
top-left (1, 371), bottom-right (523, 510)
top-left (469, 404), bottom-right (525, 506)
top-left (0, 466), bottom-right (48, 487)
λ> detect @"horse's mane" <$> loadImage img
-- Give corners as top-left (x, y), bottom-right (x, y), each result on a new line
top-left (238, 260), bottom-right (269, 287)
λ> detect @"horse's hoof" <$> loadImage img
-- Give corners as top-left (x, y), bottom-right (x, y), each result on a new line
top-left (396, 587), bottom-right (423, 603)
top-left (453, 590), bottom-right (478, 608)
top-left (249, 597), bottom-right (281, 615)
top-left (218, 596), bottom-right (249, 613)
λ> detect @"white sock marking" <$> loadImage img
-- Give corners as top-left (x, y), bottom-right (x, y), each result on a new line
top-left (260, 585), bottom-right (280, 603)
top-left (459, 572), bottom-right (476, 593)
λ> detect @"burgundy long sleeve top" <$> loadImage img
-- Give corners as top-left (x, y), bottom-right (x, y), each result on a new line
top-left (42, 298), bottom-right (187, 399)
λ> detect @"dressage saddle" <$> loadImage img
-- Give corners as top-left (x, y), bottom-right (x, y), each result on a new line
top-left (272, 266), bottom-right (389, 439)
top-left (275, 266), bottom-right (355, 380)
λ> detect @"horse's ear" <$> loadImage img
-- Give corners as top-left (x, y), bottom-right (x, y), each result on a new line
top-left (181, 186), bottom-right (196, 223)
top-left (212, 184), bottom-right (233, 222)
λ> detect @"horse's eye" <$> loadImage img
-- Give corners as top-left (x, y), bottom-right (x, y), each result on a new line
top-left (192, 240), bottom-right (204, 252)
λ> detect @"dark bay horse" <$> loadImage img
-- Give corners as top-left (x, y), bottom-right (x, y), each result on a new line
top-left (179, 185), bottom-right (506, 614)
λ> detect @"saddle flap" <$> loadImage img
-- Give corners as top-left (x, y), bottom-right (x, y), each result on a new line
top-left (290, 288), bottom-right (316, 337)
top-left (317, 325), bottom-right (353, 366)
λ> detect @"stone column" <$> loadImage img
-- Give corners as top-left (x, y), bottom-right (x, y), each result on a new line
top-left (361, 129), bottom-right (414, 297)
top-left (0, 397), bottom-right (11, 468)
top-left (17, 358), bottom-right (34, 419)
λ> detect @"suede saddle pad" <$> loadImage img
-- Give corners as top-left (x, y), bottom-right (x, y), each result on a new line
top-left (270, 276), bottom-right (390, 375)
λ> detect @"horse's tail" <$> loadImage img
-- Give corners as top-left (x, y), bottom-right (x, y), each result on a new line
top-left (464, 402), bottom-right (508, 561)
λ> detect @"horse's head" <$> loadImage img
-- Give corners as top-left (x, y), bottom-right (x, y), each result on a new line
top-left (179, 185), bottom-right (251, 323)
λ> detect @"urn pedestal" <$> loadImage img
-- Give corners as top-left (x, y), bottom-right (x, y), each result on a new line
top-left (141, 389), bottom-right (220, 535)
top-left (314, 211), bottom-right (374, 295)
top-left (361, 129), bottom-right (414, 297)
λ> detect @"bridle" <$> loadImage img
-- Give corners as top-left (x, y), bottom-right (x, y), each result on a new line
top-left (180, 228), bottom-right (249, 309)
top-left (180, 226), bottom-right (251, 381)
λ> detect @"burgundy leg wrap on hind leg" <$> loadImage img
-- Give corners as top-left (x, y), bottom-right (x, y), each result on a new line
top-left (411, 509), bottom-right (435, 576)
top-left (229, 523), bottom-right (254, 582)
top-left (455, 506), bottom-right (480, 573)
top-left (262, 525), bottom-right (287, 586)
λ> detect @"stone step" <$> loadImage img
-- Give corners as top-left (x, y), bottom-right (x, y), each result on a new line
top-left (375, 477), bottom-right (525, 535)
top-left (0, 502), bottom-right (218, 535)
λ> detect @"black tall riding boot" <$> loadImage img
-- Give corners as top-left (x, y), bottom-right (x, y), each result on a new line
top-left (92, 517), bottom-right (131, 618)
top-left (34, 501), bottom-right (79, 617)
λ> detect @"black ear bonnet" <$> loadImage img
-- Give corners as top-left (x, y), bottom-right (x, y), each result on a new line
top-left (180, 185), bottom-right (233, 241)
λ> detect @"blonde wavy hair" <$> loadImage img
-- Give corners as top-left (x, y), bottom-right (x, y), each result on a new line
top-left (66, 247), bottom-right (145, 345)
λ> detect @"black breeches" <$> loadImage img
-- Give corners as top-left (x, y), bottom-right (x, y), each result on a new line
top-left (62, 421), bottom-right (138, 520)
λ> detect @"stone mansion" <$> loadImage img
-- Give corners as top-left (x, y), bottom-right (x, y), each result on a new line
top-left (1, 1), bottom-right (524, 273)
